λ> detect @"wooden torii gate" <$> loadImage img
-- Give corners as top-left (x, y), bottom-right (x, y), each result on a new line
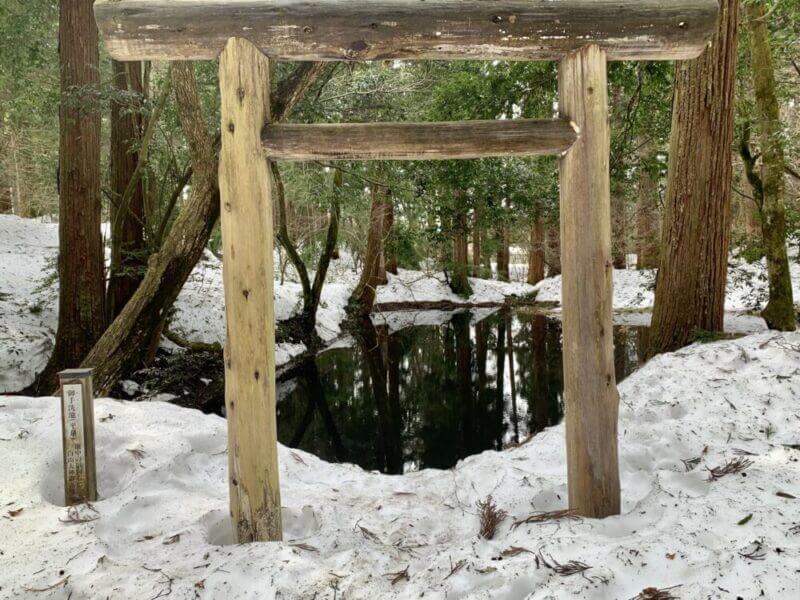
top-left (94, 0), bottom-right (719, 542)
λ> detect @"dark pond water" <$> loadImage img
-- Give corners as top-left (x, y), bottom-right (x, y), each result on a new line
top-left (276, 308), bottom-right (648, 474)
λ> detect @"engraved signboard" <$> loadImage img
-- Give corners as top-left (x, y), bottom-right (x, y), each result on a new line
top-left (59, 369), bottom-right (97, 505)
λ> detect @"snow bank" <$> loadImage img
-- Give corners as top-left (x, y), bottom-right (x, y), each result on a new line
top-left (2, 332), bottom-right (798, 599)
top-left (535, 245), bottom-right (800, 313)
top-left (535, 268), bottom-right (655, 309)
top-left (376, 269), bottom-right (535, 307)
top-left (0, 216), bottom-right (59, 393)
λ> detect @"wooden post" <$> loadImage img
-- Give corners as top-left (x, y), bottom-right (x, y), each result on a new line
top-left (557, 45), bottom-right (620, 518)
top-left (58, 369), bottom-right (97, 505)
top-left (218, 37), bottom-right (282, 542)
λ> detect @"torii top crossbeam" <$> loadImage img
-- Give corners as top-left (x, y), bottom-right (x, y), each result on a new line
top-left (95, 0), bottom-right (718, 62)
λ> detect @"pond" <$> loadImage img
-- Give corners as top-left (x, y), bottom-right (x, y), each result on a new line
top-left (276, 308), bottom-right (648, 474)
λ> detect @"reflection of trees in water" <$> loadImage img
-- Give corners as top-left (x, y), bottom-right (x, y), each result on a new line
top-left (277, 309), bottom-right (646, 473)
top-left (513, 310), bottom-right (563, 437)
top-left (282, 360), bottom-right (347, 463)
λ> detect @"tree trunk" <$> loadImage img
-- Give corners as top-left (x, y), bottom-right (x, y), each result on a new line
top-left (10, 131), bottom-right (26, 217)
top-left (497, 225), bottom-right (510, 282)
top-left (635, 145), bottom-right (660, 269)
top-left (450, 194), bottom-right (473, 296)
top-left (350, 184), bottom-right (388, 315)
top-left (611, 193), bottom-right (627, 269)
top-left (107, 60), bottom-right (146, 321)
top-left (272, 162), bottom-right (313, 317)
top-left (383, 195), bottom-right (398, 275)
top-left (743, 195), bottom-right (761, 239)
top-left (471, 207), bottom-right (482, 278)
top-left (79, 61), bottom-right (326, 394)
top-left (32, 0), bottom-right (105, 392)
top-left (648, 0), bottom-right (739, 357)
top-left (482, 248), bottom-right (492, 278)
top-left (527, 215), bottom-right (545, 285)
top-left (377, 189), bottom-right (393, 284)
top-left (744, 1), bottom-right (796, 331)
top-left (309, 169), bottom-right (342, 326)
top-left (546, 221), bottom-right (561, 276)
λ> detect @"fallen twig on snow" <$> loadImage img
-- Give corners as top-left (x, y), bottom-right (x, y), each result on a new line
top-left (59, 504), bottom-right (99, 524)
top-left (289, 542), bottom-right (319, 553)
top-left (706, 457), bottom-right (753, 481)
top-left (512, 508), bottom-right (578, 529)
top-left (738, 540), bottom-right (766, 561)
top-left (631, 585), bottom-right (681, 600)
top-left (536, 550), bottom-right (591, 577)
top-left (681, 456), bottom-right (701, 471)
top-left (23, 576), bottom-right (70, 593)
top-left (384, 565), bottom-right (409, 585)
top-left (354, 521), bottom-right (381, 544)
top-left (443, 558), bottom-right (466, 581)
top-left (501, 546), bottom-right (533, 557)
top-left (143, 566), bottom-right (175, 600)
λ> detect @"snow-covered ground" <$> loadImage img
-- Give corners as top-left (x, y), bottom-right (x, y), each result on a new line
top-left (2, 331), bottom-right (798, 599)
top-left (534, 244), bottom-right (800, 312)
top-left (0, 216), bottom-right (534, 393)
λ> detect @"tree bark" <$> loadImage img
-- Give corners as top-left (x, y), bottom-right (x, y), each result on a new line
top-left (497, 224), bottom-right (510, 282)
top-left (471, 207), bottom-right (482, 278)
top-left (107, 60), bottom-right (146, 321)
top-left (376, 189), bottom-right (392, 285)
top-left (648, 0), bottom-right (739, 357)
top-left (611, 193), bottom-right (627, 269)
top-left (32, 0), bottom-right (105, 392)
top-left (635, 144), bottom-right (660, 269)
top-left (450, 194), bottom-right (473, 296)
top-left (744, 1), bottom-right (796, 331)
top-left (546, 221), bottom-right (561, 276)
top-left (78, 62), bottom-right (326, 394)
top-left (527, 215), bottom-right (545, 284)
top-left (309, 169), bottom-right (342, 323)
top-left (383, 195), bottom-right (398, 276)
top-left (350, 183), bottom-right (388, 316)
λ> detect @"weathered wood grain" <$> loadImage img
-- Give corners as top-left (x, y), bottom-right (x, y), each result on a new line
top-left (262, 119), bottom-right (577, 161)
top-left (219, 37), bottom-right (282, 542)
top-left (557, 45), bottom-right (620, 518)
top-left (94, 0), bottom-right (719, 62)
top-left (59, 369), bottom-right (97, 506)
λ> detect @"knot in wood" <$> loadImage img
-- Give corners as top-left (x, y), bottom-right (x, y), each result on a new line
top-left (346, 39), bottom-right (369, 58)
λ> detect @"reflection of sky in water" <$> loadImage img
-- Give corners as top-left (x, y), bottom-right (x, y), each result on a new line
top-left (276, 308), bottom-right (648, 474)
